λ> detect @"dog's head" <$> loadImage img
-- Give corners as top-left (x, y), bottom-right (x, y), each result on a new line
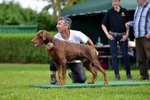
top-left (31, 30), bottom-right (52, 46)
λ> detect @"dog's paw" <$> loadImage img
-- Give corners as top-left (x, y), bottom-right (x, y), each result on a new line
top-left (87, 80), bottom-right (95, 84)
top-left (56, 81), bottom-right (65, 85)
top-left (56, 82), bottom-right (64, 85)
top-left (104, 80), bottom-right (109, 85)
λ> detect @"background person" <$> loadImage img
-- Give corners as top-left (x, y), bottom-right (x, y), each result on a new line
top-left (101, 0), bottom-right (132, 80)
top-left (126, 0), bottom-right (150, 80)
top-left (50, 17), bottom-right (94, 84)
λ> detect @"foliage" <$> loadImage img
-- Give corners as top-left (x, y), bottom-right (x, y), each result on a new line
top-left (0, 0), bottom-right (88, 31)
top-left (0, 64), bottom-right (150, 100)
top-left (43, 0), bottom-right (87, 18)
top-left (0, 1), bottom-right (57, 31)
top-left (0, 1), bottom-right (37, 25)
top-left (0, 33), bottom-right (56, 63)
top-left (37, 12), bottom-right (57, 31)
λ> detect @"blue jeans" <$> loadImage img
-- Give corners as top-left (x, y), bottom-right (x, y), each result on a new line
top-left (109, 36), bottom-right (131, 75)
top-left (67, 63), bottom-right (86, 83)
top-left (50, 60), bottom-right (86, 83)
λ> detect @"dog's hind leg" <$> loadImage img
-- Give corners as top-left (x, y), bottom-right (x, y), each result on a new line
top-left (91, 59), bottom-right (108, 84)
top-left (83, 61), bottom-right (97, 84)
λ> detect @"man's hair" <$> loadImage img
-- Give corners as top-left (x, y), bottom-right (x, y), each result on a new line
top-left (58, 17), bottom-right (72, 29)
top-left (112, 0), bottom-right (120, 1)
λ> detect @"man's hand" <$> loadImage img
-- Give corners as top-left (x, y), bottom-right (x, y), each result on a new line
top-left (106, 33), bottom-right (114, 40)
top-left (125, 22), bottom-right (130, 29)
top-left (145, 34), bottom-right (150, 38)
top-left (120, 35), bottom-right (128, 41)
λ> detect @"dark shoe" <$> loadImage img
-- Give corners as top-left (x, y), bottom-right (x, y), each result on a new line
top-left (115, 75), bottom-right (120, 80)
top-left (140, 76), bottom-right (149, 80)
top-left (127, 74), bottom-right (132, 80)
top-left (68, 72), bottom-right (75, 83)
top-left (50, 74), bottom-right (57, 84)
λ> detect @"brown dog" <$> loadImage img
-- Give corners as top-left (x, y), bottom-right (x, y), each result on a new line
top-left (31, 30), bottom-right (108, 85)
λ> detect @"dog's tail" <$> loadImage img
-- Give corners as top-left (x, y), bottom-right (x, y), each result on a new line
top-left (91, 46), bottom-right (99, 55)
top-left (95, 49), bottom-right (99, 55)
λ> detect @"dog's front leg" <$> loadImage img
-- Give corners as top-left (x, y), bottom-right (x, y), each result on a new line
top-left (62, 62), bottom-right (66, 85)
top-left (57, 65), bottom-right (64, 85)
top-left (59, 59), bottom-right (67, 85)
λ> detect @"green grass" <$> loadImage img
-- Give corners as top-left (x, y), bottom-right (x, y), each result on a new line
top-left (0, 64), bottom-right (150, 100)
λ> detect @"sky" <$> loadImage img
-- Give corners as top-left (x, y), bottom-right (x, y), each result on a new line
top-left (0, 0), bottom-right (51, 13)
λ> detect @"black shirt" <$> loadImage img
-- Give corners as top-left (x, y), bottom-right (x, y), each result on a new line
top-left (102, 7), bottom-right (130, 33)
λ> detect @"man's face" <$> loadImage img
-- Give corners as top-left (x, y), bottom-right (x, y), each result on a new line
top-left (137, 0), bottom-right (146, 5)
top-left (56, 20), bottom-right (67, 33)
top-left (112, 0), bottom-right (120, 8)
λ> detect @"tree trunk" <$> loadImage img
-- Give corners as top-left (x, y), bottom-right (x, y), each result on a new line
top-left (65, 0), bottom-right (74, 8)
top-left (51, 0), bottom-right (61, 18)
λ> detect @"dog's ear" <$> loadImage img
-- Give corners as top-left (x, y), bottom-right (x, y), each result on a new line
top-left (37, 30), bottom-right (44, 35)
top-left (42, 31), bottom-right (47, 40)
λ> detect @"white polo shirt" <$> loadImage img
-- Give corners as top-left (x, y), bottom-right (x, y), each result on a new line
top-left (54, 30), bottom-right (88, 63)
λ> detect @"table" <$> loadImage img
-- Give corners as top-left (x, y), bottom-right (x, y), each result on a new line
top-left (95, 45), bottom-right (136, 69)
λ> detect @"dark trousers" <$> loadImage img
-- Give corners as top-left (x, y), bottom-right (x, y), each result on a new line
top-left (109, 36), bottom-right (131, 75)
top-left (136, 38), bottom-right (150, 78)
top-left (50, 60), bottom-right (86, 83)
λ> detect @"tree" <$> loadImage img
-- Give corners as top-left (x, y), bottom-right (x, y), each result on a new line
top-left (0, 1), bottom-right (37, 25)
top-left (37, 12), bottom-right (57, 31)
top-left (0, 0), bottom-right (87, 31)
top-left (42, 0), bottom-right (86, 18)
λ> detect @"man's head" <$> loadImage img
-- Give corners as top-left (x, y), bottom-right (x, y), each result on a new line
top-left (137, 0), bottom-right (147, 6)
top-left (56, 17), bottom-right (72, 33)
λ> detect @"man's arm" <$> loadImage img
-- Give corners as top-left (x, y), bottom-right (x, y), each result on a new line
top-left (125, 21), bottom-right (134, 28)
top-left (86, 38), bottom-right (94, 46)
top-left (101, 24), bottom-right (114, 40)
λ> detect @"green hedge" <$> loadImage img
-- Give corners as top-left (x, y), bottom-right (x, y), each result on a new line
top-left (0, 33), bottom-right (53, 63)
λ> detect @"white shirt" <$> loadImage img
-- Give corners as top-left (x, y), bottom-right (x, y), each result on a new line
top-left (54, 30), bottom-right (88, 63)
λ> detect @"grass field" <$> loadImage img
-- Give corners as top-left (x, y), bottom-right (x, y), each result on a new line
top-left (0, 64), bottom-right (150, 100)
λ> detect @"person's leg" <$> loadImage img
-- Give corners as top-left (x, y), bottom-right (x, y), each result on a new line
top-left (120, 39), bottom-right (132, 79)
top-left (137, 38), bottom-right (150, 80)
top-left (144, 38), bottom-right (150, 79)
top-left (68, 63), bottom-right (87, 83)
top-left (109, 38), bottom-right (120, 80)
top-left (49, 60), bottom-right (57, 84)
top-left (136, 38), bottom-right (149, 80)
